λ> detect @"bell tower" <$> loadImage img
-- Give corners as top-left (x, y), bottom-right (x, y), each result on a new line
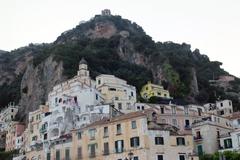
top-left (77, 58), bottom-right (89, 77)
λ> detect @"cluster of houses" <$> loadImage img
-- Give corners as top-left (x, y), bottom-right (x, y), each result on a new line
top-left (0, 58), bottom-right (239, 160)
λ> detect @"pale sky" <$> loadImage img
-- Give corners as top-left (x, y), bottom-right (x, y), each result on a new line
top-left (0, 0), bottom-right (239, 77)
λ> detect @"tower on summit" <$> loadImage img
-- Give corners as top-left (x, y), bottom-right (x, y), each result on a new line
top-left (101, 9), bottom-right (111, 16)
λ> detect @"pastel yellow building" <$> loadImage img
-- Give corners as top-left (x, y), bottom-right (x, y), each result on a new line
top-left (67, 110), bottom-right (198, 160)
top-left (140, 81), bottom-right (170, 100)
top-left (25, 105), bottom-right (49, 160)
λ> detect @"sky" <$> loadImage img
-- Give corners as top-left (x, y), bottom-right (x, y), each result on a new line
top-left (0, 0), bottom-right (239, 77)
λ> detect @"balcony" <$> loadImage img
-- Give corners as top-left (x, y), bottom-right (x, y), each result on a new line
top-left (39, 127), bottom-right (47, 133)
top-left (194, 136), bottom-right (203, 141)
top-left (184, 125), bottom-right (191, 130)
top-left (89, 153), bottom-right (96, 158)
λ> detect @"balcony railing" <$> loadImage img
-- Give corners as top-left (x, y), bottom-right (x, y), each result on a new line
top-left (184, 125), bottom-right (191, 130)
top-left (39, 127), bottom-right (47, 133)
top-left (89, 152), bottom-right (96, 158)
top-left (194, 136), bottom-right (203, 141)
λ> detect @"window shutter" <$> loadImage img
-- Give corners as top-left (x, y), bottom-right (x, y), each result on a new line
top-left (130, 138), bottom-right (134, 147)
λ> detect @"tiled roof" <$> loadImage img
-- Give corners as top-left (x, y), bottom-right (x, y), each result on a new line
top-left (73, 109), bottom-right (155, 131)
top-left (226, 112), bottom-right (240, 120)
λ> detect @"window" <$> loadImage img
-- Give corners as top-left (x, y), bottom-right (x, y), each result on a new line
top-left (44, 133), bottom-right (47, 140)
top-left (65, 148), bottom-right (70, 160)
top-left (116, 124), bottom-right (122, 134)
top-left (185, 120), bottom-right (190, 128)
top-left (56, 150), bottom-right (60, 160)
top-left (160, 107), bottom-right (164, 114)
top-left (197, 145), bottom-right (203, 155)
top-left (172, 119), bottom-right (178, 126)
top-left (103, 127), bottom-right (108, 137)
top-left (96, 94), bottom-right (98, 100)
top-left (221, 103), bottom-right (223, 107)
top-left (224, 138), bottom-right (232, 148)
top-left (179, 155), bottom-right (185, 160)
top-left (127, 103), bottom-right (131, 110)
top-left (172, 106), bottom-right (176, 114)
top-left (131, 91), bottom-right (134, 96)
top-left (98, 79), bottom-right (101, 85)
top-left (88, 129), bottom-right (96, 140)
top-left (158, 92), bottom-right (161, 96)
top-left (229, 101), bottom-right (232, 106)
top-left (32, 136), bottom-right (37, 141)
top-left (155, 137), bottom-right (164, 145)
top-left (77, 132), bottom-right (82, 139)
top-left (177, 137), bottom-right (185, 145)
top-left (217, 131), bottom-right (220, 138)
top-left (237, 134), bottom-right (240, 146)
top-left (130, 137), bottom-right (140, 147)
top-left (115, 140), bottom-right (124, 153)
top-left (47, 153), bottom-right (51, 160)
top-left (103, 142), bottom-right (109, 155)
top-left (133, 157), bottom-right (139, 160)
top-left (238, 119), bottom-right (240, 125)
top-left (184, 106), bottom-right (189, 115)
top-left (109, 88), bottom-right (116, 91)
top-left (220, 110), bottom-right (224, 115)
top-left (78, 147), bottom-right (82, 159)
top-left (131, 121), bottom-right (137, 129)
top-left (198, 108), bottom-right (202, 116)
top-left (118, 103), bottom-right (122, 110)
top-left (88, 144), bottom-right (96, 158)
top-left (74, 96), bottom-right (78, 103)
top-left (157, 155), bottom-right (163, 160)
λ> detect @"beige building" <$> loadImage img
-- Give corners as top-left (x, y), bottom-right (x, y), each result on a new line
top-left (204, 100), bottom-right (233, 117)
top-left (192, 114), bottom-right (233, 155)
top-left (5, 121), bottom-right (25, 151)
top-left (134, 103), bottom-right (205, 132)
top-left (96, 74), bottom-right (137, 114)
top-left (25, 105), bottom-right (49, 160)
top-left (56, 110), bottom-right (198, 160)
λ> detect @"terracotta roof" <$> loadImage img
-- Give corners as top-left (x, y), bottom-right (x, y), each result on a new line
top-left (226, 112), bottom-right (240, 120)
top-left (74, 109), bottom-right (155, 131)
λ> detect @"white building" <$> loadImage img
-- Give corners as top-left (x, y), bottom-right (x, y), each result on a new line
top-left (15, 135), bottom-right (24, 150)
top-left (218, 129), bottom-right (240, 153)
top-left (41, 58), bottom-right (113, 158)
top-left (0, 102), bottom-right (19, 124)
top-left (204, 100), bottom-right (233, 117)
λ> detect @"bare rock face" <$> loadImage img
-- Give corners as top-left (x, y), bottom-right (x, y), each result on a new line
top-left (118, 37), bottom-right (165, 84)
top-left (86, 21), bottom-right (117, 39)
top-left (17, 56), bottom-right (65, 121)
top-left (188, 67), bottom-right (200, 102)
top-left (0, 51), bottom-right (34, 86)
